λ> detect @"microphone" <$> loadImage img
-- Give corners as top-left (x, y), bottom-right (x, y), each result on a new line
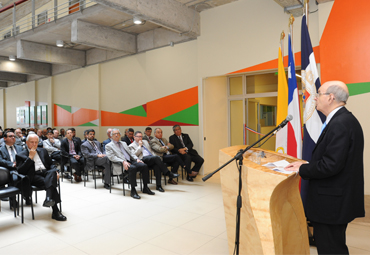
top-left (274, 115), bottom-right (293, 134)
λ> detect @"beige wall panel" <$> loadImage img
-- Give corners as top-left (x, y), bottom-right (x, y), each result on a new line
top-left (5, 81), bottom-right (36, 128)
top-left (198, 0), bottom-right (321, 78)
top-left (0, 89), bottom-right (4, 127)
top-left (53, 64), bottom-right (100, 110)
top-left (36, 77), bottom-right (53, 127)
top-left (203, 76), bottom-right (228, 176)
top-left (346, 93), bottom-right (370, 195)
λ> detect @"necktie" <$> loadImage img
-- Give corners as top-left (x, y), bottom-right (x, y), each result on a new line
top-left (320, 122), bottom-right (327, 135)
top-left (159, 139), bottom-right (165, 146)
top-left (178, 136), bottom-right (186, 147)
top-left (90, 141), bottom-right (102, 154)
top-left (10, 146), bottom-right (16, 162)
top-left (116, 142), bottom-right (131, 161)
top-left (142, 145), bottom-right (153, 156)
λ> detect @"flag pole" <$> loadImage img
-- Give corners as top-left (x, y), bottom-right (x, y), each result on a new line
top-left (305, 0), bottom-right (309, 28)
top-left (280, 31), bottom-right (285, 65)
top-left (289, 14), bottom-right (295, 61)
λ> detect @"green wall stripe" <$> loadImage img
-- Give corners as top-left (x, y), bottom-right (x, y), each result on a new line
top-left (56, 104), bottom-right (71, 113)
top-left (163, 104), bottom-right (199, 125)
top-left (79, 122), bottom-right (98, 126)
top-left (120, 105), bottom-right (147, 117)
top-left (348, 82), bottom-right (370, 96)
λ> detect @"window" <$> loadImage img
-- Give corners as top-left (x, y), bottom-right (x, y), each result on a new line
top-left (37, 11), bottom-right (47, 26)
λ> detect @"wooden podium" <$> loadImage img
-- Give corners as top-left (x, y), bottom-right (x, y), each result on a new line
top-left (219, 146), bottom-right (309, 255)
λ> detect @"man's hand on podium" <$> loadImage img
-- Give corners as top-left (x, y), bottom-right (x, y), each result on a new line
top-left (284, 161), bottom-right (304, 172)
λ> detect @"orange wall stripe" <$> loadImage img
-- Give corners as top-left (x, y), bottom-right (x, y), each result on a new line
top-left (320, 0), bottom-right (370, 84)
top-left (72, 108), bottom-right (99, 126)
top-left (101, 111), bottom-right (148, 126)
top-left (54, 105), bottom-right (72, 126)
top-left (228, 46), bottom-right (320, 75)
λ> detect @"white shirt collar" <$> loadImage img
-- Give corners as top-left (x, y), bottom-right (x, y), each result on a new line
top-left (325, 106), bottom-right (343, 126)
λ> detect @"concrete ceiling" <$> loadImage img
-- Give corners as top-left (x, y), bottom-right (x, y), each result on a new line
top-left (0, 0), bottom-right (334, 87)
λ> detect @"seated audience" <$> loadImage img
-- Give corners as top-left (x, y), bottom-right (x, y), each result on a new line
top-left (0, 131), bottom-right (24, 170)
top-left (121, 128), bottom-right (134, 145)
top-left (102, 128), bottom-right (112, 150)
top-left (143, 127), bottom-right (154, 141)
top-left (129, 131), bottom-right (179, 192)
top-left (150, 128), bottom-right (185, 184)
top-left (61, 128), bottom-right (84, 182)
top-left (81, 129), bottom-right (111, 189)
top-left (36, 129), bottom-right (44, 147)
top-left (59, 128), bottom-right (66, 139)
top-left (71, 128), bottom-right (82, 146)
top-left (43, 130), bottom-right (62, 162)
top-left (106, 129), bottom-right (154, 199)
top-left (15, 128), bottom-right (25, 146)
top-left (169, 125), bottom-right (204, 181)
top-left (53, 129), bottom-right (60, 140)
top-left (16, 134), bottom-right (66, 221)
top-left (41, 129), bottom-right (48, 140)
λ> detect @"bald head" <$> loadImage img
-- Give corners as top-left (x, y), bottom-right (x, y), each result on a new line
top-left (322, 81), bottom-right (349, 104)
top-left (315, 80), bottom-right (349, 116)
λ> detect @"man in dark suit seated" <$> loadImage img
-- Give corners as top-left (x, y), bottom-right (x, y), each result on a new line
top-left (285, 81), bottom-right (365, 255)
top-left (0, 131), bottom-right (26, 206)
top-left (143, 127), bottom-right (154, 141)
top-left (169, 125), bottom-right (204, 182)
top-left (16, 134), bottom-right (66, 221)
top-left (81, 129), bottom-right (111, 189)
top-left (121, 128), bottom-right (134, 145)
top-left (71, 128), bottom-right (82, 146)
top-left (61, 128), bottom-right (84, 182)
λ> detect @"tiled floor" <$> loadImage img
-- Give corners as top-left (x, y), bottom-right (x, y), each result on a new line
top-left (0, 173), bottom-right (369, 255)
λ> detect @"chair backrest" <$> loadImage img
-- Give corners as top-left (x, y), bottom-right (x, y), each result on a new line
top-left (0, 167), bottom-right (10, 186)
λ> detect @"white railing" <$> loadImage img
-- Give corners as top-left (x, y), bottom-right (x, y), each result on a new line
top-left (0, 0), bottom-right (95, 41)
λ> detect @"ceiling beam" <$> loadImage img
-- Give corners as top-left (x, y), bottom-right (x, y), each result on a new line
top-left (0, 56), bottom-right (51, 76)
top-left (0, 82), bottom-right (7, 88)
top-left (17, 40), bottom-right (86, 67)
top-left (91, 0), bottom-right (200, 37)
top-left (0, 72), bottom-right (27, 82)
top-left (71, 20), bottom-right (136, 53)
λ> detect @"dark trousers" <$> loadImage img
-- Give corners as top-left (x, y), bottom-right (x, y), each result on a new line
top-left (68, 155), bottom-right (84, 176)
top-left (32, 168), bottom-right (61, 204)
top-left (178, 153), bottom-right (204, 174)
top-left (311, 221), bottom-right (349, 255)
top-left (94, 157), bottom-right (111, 185)
top-left (127, 161), bottom-right (149, 187)
top-left (163, 154), bottom-right (183, 173)
top-left (142, 155), bottom-right (169, 186)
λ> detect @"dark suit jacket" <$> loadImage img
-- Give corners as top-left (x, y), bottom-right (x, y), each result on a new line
top-left (16, 148), bottom-right (56, 178)
top-left (61, 138), bottom-right (83, 159)
top-left (0, 144), bottom-right (24, 170)
top-left (121, 136), bottom-right (133, 145)
top-left (81, 140), bottom-right (105, 171)
top-left (73, 137), bottom-right (82, 146)
top-left (169, 133), bottom-right (199, 156)
top-left (299, 107), bottom-right (365, 225)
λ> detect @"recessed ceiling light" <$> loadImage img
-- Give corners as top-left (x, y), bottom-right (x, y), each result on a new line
top-left (56, 40), bottom-right (64, 47)
top-left (133, 16), bottom-right (145, 25)
top-left (9, 55), bottom-right (16, 61)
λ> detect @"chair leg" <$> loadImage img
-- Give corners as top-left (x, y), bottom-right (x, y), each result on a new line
top-left (30, 196), bottom-right (34, 220)
top-left (58, 181), bottom-right (62, 213)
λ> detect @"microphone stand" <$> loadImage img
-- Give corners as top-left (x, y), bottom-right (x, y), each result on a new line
top-left (202, 121), bottom-right (288, 255)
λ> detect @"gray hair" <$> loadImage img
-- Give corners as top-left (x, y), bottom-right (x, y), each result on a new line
top-left (106, 128), bottom-right (112, 134)
top-left (154, 128), bottom-right (162, 133)
top-left (110, 128), bottom-right (121, 137)
top-left (172, 125), bottom-right (181, 132)
top-left (26, 134), bottom-right (38, 141)
top-left (326, 85), bottom-right (349, 104)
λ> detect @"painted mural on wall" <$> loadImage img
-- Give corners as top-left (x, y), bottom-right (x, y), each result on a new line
top-left (54, 86), bottom-right (199, 127)
top-left (54, 105), bottom-right (99, 127)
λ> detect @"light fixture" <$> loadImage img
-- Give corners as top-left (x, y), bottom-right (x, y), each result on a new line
top-left (133, 16), bottom-right (145, 25)
top-left (56, 40), bottom-right (64, 47)
top-left (9, 55), bottom-right (16, 61)
top-left (169, 41), bottom-right (174, 47)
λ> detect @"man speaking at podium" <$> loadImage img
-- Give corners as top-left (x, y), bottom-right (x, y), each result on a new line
top-left (285, 81), bottom-right (365, 255)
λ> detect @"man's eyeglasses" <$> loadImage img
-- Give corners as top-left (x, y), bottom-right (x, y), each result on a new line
top-left (7, 135), bottom-right (15, 138)
top-left (315, 92), bottom-right (330, 98)
top-left (135, 136), bottom-right (142, 138)
top-left (112, 133), bottom-right (120, 136)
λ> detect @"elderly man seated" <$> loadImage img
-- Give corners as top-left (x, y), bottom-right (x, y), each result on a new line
top-left (43, 130), bottom-right (62, 162)
top-left (16, 134), bottom-right (66, 221)
top-left (129, 131), bottom-right (179, 192)
top-left (106, 129), bottom-right (154, 199)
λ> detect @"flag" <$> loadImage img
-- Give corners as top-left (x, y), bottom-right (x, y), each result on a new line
top-left (301, 15), bottom-right (325, 207)
top-left (287, 34), bottom-right (302, 159)
top-left (275, 47), bottom-right (288, 154)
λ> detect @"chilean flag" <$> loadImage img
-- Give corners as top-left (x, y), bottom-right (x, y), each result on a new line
top-left (287, 34), bottom-right (302, 159)
top-left (301, 15), bottom-right (325, 207)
